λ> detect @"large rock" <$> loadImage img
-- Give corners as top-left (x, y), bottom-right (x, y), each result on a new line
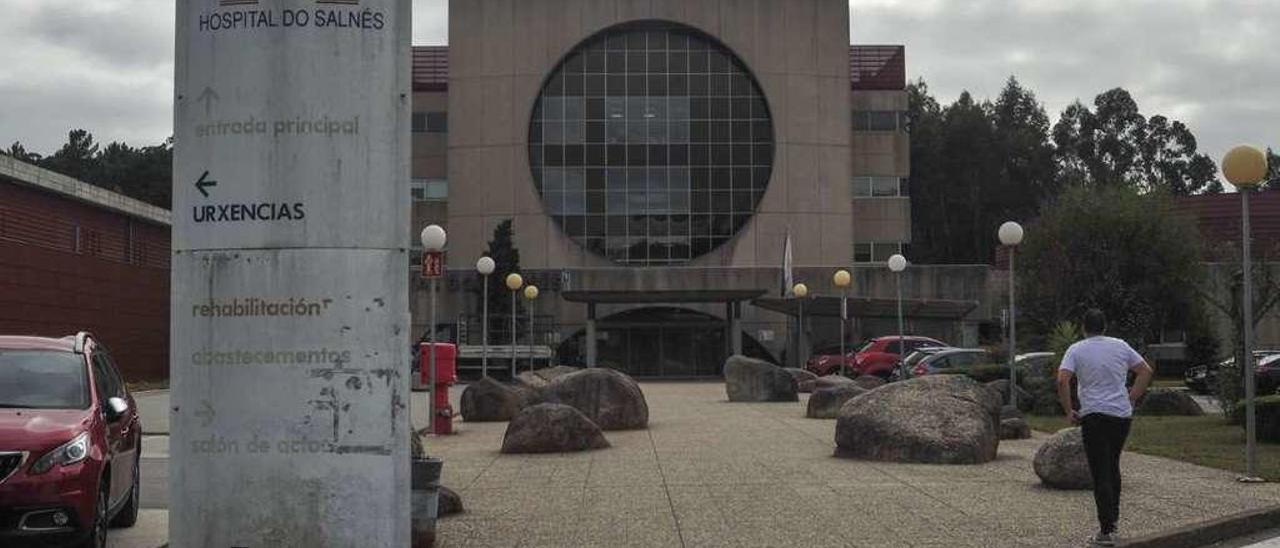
top-left (1033, 427), bottom-right (1092, 489)
top-left (543, 368), bottom-right (649, 430)
top-left (723, 355), bottom-right (798, 402)
top-left (806, 384), bottom-right (867, 419)
top-left (851, 375), bottom-right (887, 391)
top-left (785, 368), bottom-right (820, 393)
top-left (438, 486), bottom-right (464, 516)
top-left (514, 365), bottom-right (582, 390)
top-left (811, 375), bottom-right (856, 392)
top-left (460, 377), bottom-right (528, 422)
top-left (986, 379), bottom-right (1033, 412)
top-left (835, 375), bottom-right (1002, 464)
top-left (1138, 388), bottom-right (1205, 416)
top-left (500, 403), bottom-right (610, 454)
top-left (1000, 417), bottom-right (1032, 440)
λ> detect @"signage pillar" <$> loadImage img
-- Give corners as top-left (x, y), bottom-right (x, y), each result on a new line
top-left (171, 1), bottom-right (411, 545)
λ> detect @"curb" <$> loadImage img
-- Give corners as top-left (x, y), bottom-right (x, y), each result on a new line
top-left (1121, 504), bottom-right (1280, 548)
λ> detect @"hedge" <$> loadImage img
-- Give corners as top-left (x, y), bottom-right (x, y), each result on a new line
top-left (1235, 395), bottom-right (1280, 443)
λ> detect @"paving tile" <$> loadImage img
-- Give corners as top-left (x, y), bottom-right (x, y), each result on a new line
top-left (424, 382), bottom-right (1280, 547)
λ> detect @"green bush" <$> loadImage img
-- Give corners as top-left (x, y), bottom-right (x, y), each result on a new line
top-left (1235, 395), bottom-right (1280, 443)
top-left (935, 363), bottom-right (1020, 383)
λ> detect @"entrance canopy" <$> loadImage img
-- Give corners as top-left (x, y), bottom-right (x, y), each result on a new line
top-left (563, 289), bottom-right (767, 304)
top-left (752, 295), bottom-right (978, 319)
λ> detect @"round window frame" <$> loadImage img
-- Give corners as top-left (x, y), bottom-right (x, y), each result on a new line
top-left (527, 20), bottom-right (776, 266)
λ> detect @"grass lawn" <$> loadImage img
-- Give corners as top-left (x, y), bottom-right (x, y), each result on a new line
top-left (126, 379), bottom-right (169, 393)
top-left (1151, 378), bottom-right (1185, 389)
top-left (1025, 414), bottom-right (1280, 481)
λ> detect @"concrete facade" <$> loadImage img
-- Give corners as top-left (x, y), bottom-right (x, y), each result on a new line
top-left (406, 2), bottom-right (969, 375)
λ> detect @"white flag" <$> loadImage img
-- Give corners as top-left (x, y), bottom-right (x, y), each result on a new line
top-left (782, 231), bottom-right (794, 297)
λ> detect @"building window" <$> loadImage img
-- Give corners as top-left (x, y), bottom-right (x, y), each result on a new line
top-left (412, 112), bottom-right (448, 133)
top-left (853, 110), bottom-right (906, 132)
top-left (852, 176), bottom-right (909, 198)
top-left (528, 21), bottom-right (775, 266)
top-left (853, 242), bottom-right (903, 263)
top-left (411, 179), bottom-right (448, 201)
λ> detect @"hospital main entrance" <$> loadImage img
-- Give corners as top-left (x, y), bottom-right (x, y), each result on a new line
top-left (558, 290), bottom-right (774, 378)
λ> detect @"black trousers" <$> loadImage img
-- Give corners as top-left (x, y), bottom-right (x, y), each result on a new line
top-left (1081, 413), bottom-right (1132, 534)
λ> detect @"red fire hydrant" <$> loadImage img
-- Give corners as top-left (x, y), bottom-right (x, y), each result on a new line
top-left (420, 342), bottom-right (457, 435)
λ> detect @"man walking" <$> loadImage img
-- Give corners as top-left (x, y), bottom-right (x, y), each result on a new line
top-left (1057, 309), bottom-right (1154, 546)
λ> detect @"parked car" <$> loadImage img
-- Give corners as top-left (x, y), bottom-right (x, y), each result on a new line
top-left (852, 336), bottom-right (947, 378)
top-left (804, 345), bottom-right (856, 377)
top-left (0, 333), bottom-right (141, 548)
top-left (1015, 352), bottom-right (1058, 376)
top-left (1184, 350), bottom-right (1280, 395)
top-left (910, 348), bottom-right (991, 377)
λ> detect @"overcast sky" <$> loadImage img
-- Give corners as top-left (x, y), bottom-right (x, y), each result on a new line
top-left (0, 0), bottom-right (1273, 178)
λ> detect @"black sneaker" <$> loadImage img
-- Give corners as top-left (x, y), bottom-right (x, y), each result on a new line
top-left (1088, 531), bottom-right (1116, 547)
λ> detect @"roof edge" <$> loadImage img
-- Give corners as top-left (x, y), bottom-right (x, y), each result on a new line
top-left (0, 154), bottom-right (172, 227)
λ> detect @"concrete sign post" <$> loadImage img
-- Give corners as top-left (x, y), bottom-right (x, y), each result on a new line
top-left (172, 1), bottom-right (411, 546)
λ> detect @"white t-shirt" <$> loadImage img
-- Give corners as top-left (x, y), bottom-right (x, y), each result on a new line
top-left (1059, 336), bottom-right (1145, 418)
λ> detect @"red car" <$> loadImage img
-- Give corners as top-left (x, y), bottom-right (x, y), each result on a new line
top-left (0, 333), bottom-right (140, 548)
top-left (805, 345), bottom-right (856, 377)
top-left (853, 336), bottom-right (947, 378)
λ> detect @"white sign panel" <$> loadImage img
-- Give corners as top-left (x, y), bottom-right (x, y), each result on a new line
top-left (171, 0), bottom-right (410, 546)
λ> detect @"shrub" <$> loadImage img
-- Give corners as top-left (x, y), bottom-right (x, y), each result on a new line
top-left (1235, 395), bottom-right (1280, 443)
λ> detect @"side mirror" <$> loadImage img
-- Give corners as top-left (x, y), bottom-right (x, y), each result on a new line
top-left (105, 397), bottom-right (129, 423)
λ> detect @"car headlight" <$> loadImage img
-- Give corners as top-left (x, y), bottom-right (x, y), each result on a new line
top-left (29, 432), bottom-right (90, 475)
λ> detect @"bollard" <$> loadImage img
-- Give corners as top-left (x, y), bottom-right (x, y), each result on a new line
top-left (411, 457), bottom-right (443, 547)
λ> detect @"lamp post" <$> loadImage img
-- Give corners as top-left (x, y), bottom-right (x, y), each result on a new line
top-left (476, 256), bottom-right (495, 378)
top-left (1223, 144), bottom-right (1269, 483)
top-left (420, 224), bottom-right (447, 435)
top-left (887, 254), bottom-right (907, 380)
top-left (833, 269), bottom-right (852, 376)
top-left (793, 283), bottom-right (809, 368)
top-left (999, 221), bottom-right (1024, 409)
top-left (505, 273), bottom-right (524, 379)
top-left (523, 285), bottom-right (539, 373)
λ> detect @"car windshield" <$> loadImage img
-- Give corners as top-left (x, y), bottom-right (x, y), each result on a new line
top-left (0, 350), bottom-right (89, 409)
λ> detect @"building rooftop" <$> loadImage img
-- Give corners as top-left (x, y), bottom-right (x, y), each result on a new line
top-left (1173, 191), bottom-right (1280, 257)
top-left (411, 44), bottom-right (907, 92)
top-left (0, 155), bottom-right (171, 226)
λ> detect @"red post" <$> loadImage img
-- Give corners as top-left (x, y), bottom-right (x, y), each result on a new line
top-left (419, 342), bottom-right (457, 434)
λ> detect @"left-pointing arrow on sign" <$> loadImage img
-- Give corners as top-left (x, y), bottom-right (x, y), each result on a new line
top-left (195, 171), bottom-right (218, 198)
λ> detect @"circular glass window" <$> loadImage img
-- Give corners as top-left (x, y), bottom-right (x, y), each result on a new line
top-left (529, 21), bottom-right (774, 266)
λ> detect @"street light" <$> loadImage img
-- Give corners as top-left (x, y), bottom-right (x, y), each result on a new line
top-left (999, 221), bottom-right (1024, 409)
top-left (833, 269), bottom-right (852, 376)
top-left (523, 285), bottom-right (539, 373)
top-left (887, 254), bottom-right (907, 380)
top-left (476, 256), bottom-right (496, 379)
top-left (1223, 144), bottom-right (1269, 483)
top-left (420, 225), bottom-right (446, 435)
top-left (505, 273), bottom-right (524, 379)
top-left (793, 283), bottom-right (809, 368)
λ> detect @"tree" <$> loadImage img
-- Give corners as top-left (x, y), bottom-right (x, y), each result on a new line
top-left (1052, 88), bottom-right (1219, 194)
top-left (472, 220), bottom-right (524, 340)
top-left (907, 78), bottom-right (1056, 264)
top-left (1193, 246), bottom-right (1280, 419)
top-left (3, 131), bottom-right (174, 208)
top-left (1019, 185), bottom-right (1205, 349)
top-left (1263, 148), bottom-right (1280, 191)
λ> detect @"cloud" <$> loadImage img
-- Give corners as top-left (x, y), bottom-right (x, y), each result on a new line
top-left (0, 0), bottom-right (1273, 171)
top-left (850, 0), bottom-right (1280, 167)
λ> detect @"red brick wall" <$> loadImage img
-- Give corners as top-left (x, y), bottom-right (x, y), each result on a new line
top-left (0, 180), bottom-right (170, 381)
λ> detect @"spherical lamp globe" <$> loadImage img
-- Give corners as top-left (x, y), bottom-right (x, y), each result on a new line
top-left (420, 225), bottom-right (447, 252)
top-left (476, 256), bottom-right (496, 276)
top-left (833, 269), bottom-right (852, 288)
top-left (998, 221), bottom-right (1024, 246)
top-left (887, 254), bottom-right (907, 273)
top-left (1222, 145), bottom-right (1269, 190)
top-left (792, 283), bottom-right (809, 298)
top-left (505, 273), bottom-right (524, 291)
top-left (523, 285), bottom-right (539, 300)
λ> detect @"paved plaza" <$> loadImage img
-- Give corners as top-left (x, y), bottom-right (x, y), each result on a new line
top-left (428, 381), bottom-right (1280, 548)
